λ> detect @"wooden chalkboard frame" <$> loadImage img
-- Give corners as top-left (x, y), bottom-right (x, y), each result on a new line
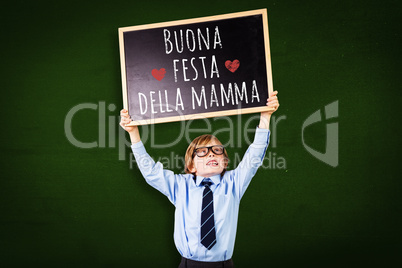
top-left (119, 9), bottom-right (274, 126)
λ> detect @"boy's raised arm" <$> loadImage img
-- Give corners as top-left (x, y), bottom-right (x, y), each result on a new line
top-left (119, 108), bottom-right (180, 205)
top-left (259, 90), bottom-right (280, 130)
top-left (120, 109), bottom-right (141, 144)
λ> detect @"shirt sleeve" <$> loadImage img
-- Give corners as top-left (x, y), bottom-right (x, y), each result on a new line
top-left (232, 127), bottom-right (270, 200)
top-left (131, 141), bottom-right (181, 206)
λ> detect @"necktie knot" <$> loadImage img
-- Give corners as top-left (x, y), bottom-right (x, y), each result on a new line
top-left (202, 179), bottom-right (212, 187)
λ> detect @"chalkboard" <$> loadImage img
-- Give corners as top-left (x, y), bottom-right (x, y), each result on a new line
top-left (119, 9), bottom-right (273, 125)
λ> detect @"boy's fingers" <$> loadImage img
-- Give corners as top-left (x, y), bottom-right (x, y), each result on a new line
top-left (120, 113), bottom-right (130, 118)
top-left (268, 100), bottom-right (279, 107)
top-left (120, 109), bottom-right (129, 115)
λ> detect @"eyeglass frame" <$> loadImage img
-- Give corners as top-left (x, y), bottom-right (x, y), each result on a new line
top-left (193, 145), bottom-right (225, 158)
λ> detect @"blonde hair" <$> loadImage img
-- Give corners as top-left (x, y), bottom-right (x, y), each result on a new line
top-left (184, 134), bottom-right (229, 174)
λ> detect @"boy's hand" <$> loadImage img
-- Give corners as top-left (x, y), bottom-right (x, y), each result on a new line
top-left (119, 109), bottom-right (136, 133)
top-left (263, 90), bottom-right (279, 116)
top-left (120, 109), bottom-right (141, 144)
top-left (259, 91), bottom-right (279, 129)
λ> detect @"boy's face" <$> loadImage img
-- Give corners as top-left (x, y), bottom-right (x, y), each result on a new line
top-left (189, 141), bottom-right (226, 178)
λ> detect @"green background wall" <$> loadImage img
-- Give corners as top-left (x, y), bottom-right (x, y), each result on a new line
top-left (1, 0), bottom-right (401, 267)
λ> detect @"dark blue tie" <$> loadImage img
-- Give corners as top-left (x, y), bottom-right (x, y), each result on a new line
top-left (201, 179), bottom-right (216, 250)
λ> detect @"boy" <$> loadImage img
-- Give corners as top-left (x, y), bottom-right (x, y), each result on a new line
top-left (120, 91), bottom-right (279, 267)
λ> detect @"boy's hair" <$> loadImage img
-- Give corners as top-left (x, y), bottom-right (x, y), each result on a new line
top-left (184, 134), bottom-right (229, 175)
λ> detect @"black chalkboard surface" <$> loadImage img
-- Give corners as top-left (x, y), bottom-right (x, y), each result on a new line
top-left (119, 9), bottom-right (273, 125)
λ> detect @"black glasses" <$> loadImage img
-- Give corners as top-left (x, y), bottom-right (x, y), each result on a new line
top-left (193, 145), bottom-right (225, 157)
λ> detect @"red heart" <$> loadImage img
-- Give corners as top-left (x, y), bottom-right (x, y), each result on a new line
top-left (151, 68), bottom-right (166, 81)
top-left (225, 60), bottom-right (240, 73)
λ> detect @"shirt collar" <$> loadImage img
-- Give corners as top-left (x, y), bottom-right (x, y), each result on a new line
top-left (195, 174), bottom-right (221, 187)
